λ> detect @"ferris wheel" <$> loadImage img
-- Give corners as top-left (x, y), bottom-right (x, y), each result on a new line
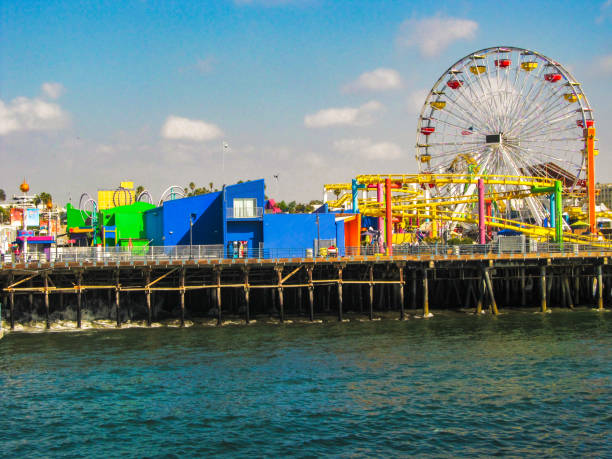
top-left (416, 46), bottom-right (595, 225)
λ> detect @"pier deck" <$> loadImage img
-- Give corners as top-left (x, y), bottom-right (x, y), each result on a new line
top-left (1, 250), bottom-right (609, 330)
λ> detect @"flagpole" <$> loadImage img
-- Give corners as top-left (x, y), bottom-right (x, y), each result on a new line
top-left (222, 141), bottom-right (229, 187)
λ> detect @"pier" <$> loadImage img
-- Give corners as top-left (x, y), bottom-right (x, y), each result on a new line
top-left (1, 245), bottom-right (609, 330)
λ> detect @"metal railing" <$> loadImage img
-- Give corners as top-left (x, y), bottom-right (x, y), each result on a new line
top-left (226, 207), bottom-right (263, 219)
top-left (2, 241), bottom-right (612, 265)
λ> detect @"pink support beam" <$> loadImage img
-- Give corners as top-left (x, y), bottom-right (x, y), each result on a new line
top-left (377, 183), bottom-right (384, 253)
top-left (478, 178), bottom-right (485, 244)
top-left (385, 178), bottom-right (393, 256)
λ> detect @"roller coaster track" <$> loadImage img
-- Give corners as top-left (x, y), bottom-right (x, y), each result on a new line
top-left (355, 173), bottom-right (557, 188)
top-left (324, 174), bottom-right (610, 246)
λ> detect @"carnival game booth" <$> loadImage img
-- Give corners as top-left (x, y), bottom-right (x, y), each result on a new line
top-left (13, 230), bottom-right (55, 262)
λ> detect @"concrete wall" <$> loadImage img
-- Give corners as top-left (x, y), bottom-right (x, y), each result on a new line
top-left (143, 207), bottom-right (164, 245)
top-left (223, 180), bottom-right (265, 250)
top-left (144, 192), bottom-right (223, 246)
top-left (102, 202), bottom-right (155, 241)
top-left (263, 213), bottom-right (340, 255)
top-left (223, 179), bottom-right (265, 216)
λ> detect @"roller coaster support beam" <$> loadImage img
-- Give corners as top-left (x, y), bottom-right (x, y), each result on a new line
top-left (478, 178), bottom-right (485, 244)
top-left (533, 180), bottom-right (563, 247)
top-left (385, 178), bottom-right (392, 256)
top-left (555, 180), bottom-right (563, 247)
top-left (586, 127), bottom-right (596, 234)
top-left (351, 179), bottom-right (366, 213)
top-left (377, 183), bottom-right (384, 253)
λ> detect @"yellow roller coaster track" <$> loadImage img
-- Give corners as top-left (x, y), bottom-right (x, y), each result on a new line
top-left (355, 173), bottom-right (557, 188)
top-left (358, 189), bottom-right (540, 212)
top-left (324, 174), bottom-right (609, 246)
top-left (385, 209), bottom-right (612, 248)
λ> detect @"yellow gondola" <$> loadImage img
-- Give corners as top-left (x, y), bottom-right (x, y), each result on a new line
top-left (521, 62), bottom-right (538, 71)
top-left (564, 93), bottom-right (582, 103)
top-left (430, 101), bottom-right (446, 110)
top-left (419, 155), bottom-right (432, 162)
top-left (470, 65), bottom-right (486, 75)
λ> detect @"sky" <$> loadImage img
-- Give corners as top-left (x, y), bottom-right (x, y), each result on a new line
top-left (1, 0), bottom-right (611, 205)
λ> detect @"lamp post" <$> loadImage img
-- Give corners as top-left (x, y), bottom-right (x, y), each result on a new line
top-left (316, 213), bottom-right (320, 257)
top-left (189, 213), bottom-right (196, 259)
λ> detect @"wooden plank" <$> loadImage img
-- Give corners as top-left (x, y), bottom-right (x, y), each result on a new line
top-left (281, 265), bottom-right (302, 284)
top-left (146, 267), bottom-right (180, 288)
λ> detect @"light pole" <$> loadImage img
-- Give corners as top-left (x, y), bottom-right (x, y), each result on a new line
top-left (316, 213), bottom-right (320, 256)
top-left (189, 213), bottom-right (196, 259)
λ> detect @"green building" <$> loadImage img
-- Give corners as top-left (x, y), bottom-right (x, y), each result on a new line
top-left (66, 202), bottom-right (154, 247)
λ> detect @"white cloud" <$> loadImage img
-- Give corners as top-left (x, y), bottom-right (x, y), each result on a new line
top-left (179, 56), bottom-right (214, 75)
top-left (161, 115), bottom-right (223, 141)
top-left (594, 54), bottom-right (612, 74)
top-left (342, 68), bottom-right (402, 93)
top-left (0, 96), bottom-right (70, 135)
top-left (596, 0), bottom-right (612, 23)
top-left (303, 152), bottom-right (325, 168)
top-left (397, 15), bottom-right (478, 58)
top-left (41, 82), bottom-right (65, 99)
top-left (333, 138), bottom-right (402, 160)
top-left (407, 88), bottom-right (429, 114)
top-left (304, 100), bottom-right (383, 128)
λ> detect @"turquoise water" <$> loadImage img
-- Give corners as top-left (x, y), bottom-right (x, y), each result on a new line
top-left (1, 311), bottom-right (611, 457)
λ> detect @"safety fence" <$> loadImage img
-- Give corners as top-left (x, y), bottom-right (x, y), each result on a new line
top-left (2, 240), bottom-right (612, 265)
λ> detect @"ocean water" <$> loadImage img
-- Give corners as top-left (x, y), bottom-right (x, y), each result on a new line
top-left (1, 310), bottom-right (611, 457)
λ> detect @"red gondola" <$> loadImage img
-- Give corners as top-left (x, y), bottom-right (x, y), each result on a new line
top-left (421, 127), bottom-right (435, 135)
top-left (576, 120), bottom-right (594, 128)
top-left (495, 59), bottom-right (511, 68)
top-left (544, 73), bottom-right (562, 82)
top-left (446, 79), bottom-right (463, 89)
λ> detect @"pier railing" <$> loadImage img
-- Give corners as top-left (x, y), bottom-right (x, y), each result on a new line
top-left (2, 241), bottom-right (612, 265)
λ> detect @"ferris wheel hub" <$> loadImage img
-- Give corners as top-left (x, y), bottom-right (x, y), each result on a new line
top-left (485, 134), bottom-right (502, 144)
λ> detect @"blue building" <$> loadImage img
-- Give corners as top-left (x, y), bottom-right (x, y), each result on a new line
top-left (263, 213), bottom-right (343, 257)
top-left (144, 180), bottom-right (265, 250)
top-left (144, 179), bottom-right (345, 257)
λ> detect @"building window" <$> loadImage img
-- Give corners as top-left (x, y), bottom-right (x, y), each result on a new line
top-left (233, 198), bottom-right (257, 218)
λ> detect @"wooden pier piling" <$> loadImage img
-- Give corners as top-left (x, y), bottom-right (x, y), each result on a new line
top-left (597, 264), bottom-right (604, 310)
top-left (179, 268), bottom-right (185, 327)
top-left (368, 265), bottom-right (374, 320)
top-left (115, 271), bottom-right (121, 328)
top-left (1, 251), bottom-right (610, 328)
top-left (77, 271), bottom-right (83, 328)
top-left (44, 273), bottom-right (50, 329)
top-left (215, 268), bottom-right (222, 326)
top-left (8, 273), bottom-right (14, 330)
top-left (243, 269), bottom-right (250, 324)
top-left (563, 276), bottom-right (574, 309)
top-left (398, 264), bottom-right (405, 320)
top-left (540, 265), bottom-right (547, 313)
top-left (145, 270), bottom-right (152, 327)
top-left (422, 270), bottom-right (429, 317)
top-left (337, 266), bottom-right (343, 322)
top-left (483, 268), bottom-right (498, 315)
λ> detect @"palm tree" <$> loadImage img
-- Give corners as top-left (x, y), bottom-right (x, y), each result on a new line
top-left (135, 185), bottom-right (145, 196)
top-left (34, 192), bottom-right (52, 207)
top-left (0, 188), bottom-right (6, 201)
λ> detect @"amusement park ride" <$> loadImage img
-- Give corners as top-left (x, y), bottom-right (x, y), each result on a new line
top-left (324, 47), bottom-right (604, 251)
top-left (73, 184), bottom-right (186, 246)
